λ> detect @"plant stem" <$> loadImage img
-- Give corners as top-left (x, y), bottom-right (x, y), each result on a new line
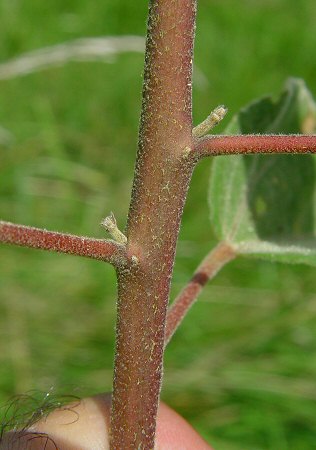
top-left (110, 1), bottom-right (197, 448)
top-left (165, 241), bottom-right (236, 345)
top-left (193, 134), bottom-right (316, 159)
top-left (0, 220), bottom-right (126, 267)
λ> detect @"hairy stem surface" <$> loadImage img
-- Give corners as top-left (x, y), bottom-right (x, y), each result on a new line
top-left (165, 242), bottom-right (236, 345)
top-left (110, 1), bottom-right (197, 448)
top-left (194, 134), bottom-right (316, 159)
top-left (0, 220), bottom-right (126, 267)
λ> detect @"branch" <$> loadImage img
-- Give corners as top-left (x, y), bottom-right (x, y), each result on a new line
top-left (193, 134), bottom-right (316, 159)
top-left (0, 220), bottom-right (127, 267)
top-left (165, 242), bottom-right (236, 345)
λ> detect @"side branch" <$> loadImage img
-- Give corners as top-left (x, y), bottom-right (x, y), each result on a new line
top-left (193, 134), bottom-right (316, 159)
top-left (165, 241), bottom-right (236, 345)
top-left (0, 220), bottom-right (127, 267)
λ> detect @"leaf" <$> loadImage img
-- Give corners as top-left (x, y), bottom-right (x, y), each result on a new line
top-left (209, 78), bottom-right (316, 265)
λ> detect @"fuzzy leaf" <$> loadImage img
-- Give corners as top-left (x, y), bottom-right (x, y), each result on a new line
top-left (209, 78), bottom-right (316, 265)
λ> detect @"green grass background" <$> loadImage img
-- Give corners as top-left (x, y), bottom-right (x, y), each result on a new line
top-left (1, 0), bottom-right (316, 448)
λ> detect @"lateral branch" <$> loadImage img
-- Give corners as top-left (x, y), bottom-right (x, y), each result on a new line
top-left (194, 134), bottom-right (316, 159)
top-left (165, 241), bottom-right (236, 345)
top-left (0, 220), bottom-right (127, 267)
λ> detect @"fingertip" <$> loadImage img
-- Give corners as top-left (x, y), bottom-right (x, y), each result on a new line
top-left (156, 402), bottom-right (213, 450)
top-left (1, 393), bottom-right (213, 450)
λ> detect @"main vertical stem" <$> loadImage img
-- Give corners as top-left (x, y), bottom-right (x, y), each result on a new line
top-left (110, 1), bottom-right (197, 448)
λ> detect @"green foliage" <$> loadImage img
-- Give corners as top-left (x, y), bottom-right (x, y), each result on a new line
top-left (1, 1), bottom-right (316, 449)
top-left (209, 78), bottom-right (316, 265)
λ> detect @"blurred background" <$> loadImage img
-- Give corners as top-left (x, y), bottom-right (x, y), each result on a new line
top-left (1, 0), bottom-right (316, 448)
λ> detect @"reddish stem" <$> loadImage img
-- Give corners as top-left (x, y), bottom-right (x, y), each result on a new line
top-left (165, 242), bottom-right (236, 345)
top-left (110, 1), bottom-right (196, 448)
top-left (193, 134), bottom-right (316, 159)
top-left (0, 220), bottom-right (127, 267)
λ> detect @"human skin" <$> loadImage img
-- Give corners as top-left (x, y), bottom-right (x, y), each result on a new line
top-left (1, 393), bottom-right (213, 450)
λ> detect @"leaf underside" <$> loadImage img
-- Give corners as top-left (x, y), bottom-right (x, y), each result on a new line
top-left (209, 78), bottom-right (316, 265)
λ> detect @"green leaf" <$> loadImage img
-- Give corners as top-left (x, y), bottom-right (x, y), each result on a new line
top-left (209, 78), bottom-right (316, 265)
